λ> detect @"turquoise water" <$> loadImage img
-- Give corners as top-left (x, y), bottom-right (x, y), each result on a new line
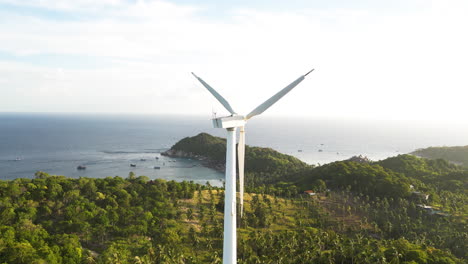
top-left (0, 113), bottom-right (225, 186)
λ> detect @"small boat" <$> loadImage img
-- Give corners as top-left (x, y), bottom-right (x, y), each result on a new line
top-left (77, 165), bottom-right (86, 170)
top-left (155, 157), bottom-right (159, 160)
top-left (154, 166), bottom-right (161, 169)
top-left (130, 164), bottom-right (136, 167)
top-left (15, 157), bottom-right (22, 161)
top-left (140, 158), bottom-right (147, 161)
top-left (318, 149), bottom-right (323, 152)
top-left (298, 150), bottom-right (303, 152)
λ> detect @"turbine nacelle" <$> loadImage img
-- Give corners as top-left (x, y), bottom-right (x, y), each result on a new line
top-left (212, 115), bottom-right (246, 129)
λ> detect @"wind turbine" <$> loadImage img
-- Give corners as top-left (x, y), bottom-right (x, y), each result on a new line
top-left (192, 69), bottom-right (314, 264)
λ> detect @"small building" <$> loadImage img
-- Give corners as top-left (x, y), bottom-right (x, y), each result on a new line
top-left (417, 204), bottom-right (433, 210)
top-left (435, 212), bottom-right (450, 217)
top-left (304, 190), bottom-right (317, 196)
top-left (417, 204), bottom-right (436, 214)
top-left (346, 155), bottom-right (372, 163)
top-left (412, 191), bottom-right (429, 201)
top-left (418, 204), bottom-right (436, 215)
top-left (417, 204), bottom-right (450, 216)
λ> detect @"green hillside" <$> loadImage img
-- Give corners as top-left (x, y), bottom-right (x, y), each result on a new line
top-left (412, 146), bottom-right (468, 168)
top-left (376, 154), bottom-right (468, 193)
top-left (0, 134), bottom-right (467, 263)
top-left (0, 172), bottom-right (465, 263)
top-left (170, 132), bottom-right (228, 163)
top-left (169, 133), bottom-right (310, 185)
top-left (294, 160), bottom-right (412, 199)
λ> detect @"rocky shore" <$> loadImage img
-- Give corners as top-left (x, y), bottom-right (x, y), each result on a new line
top-left (161, 149), bottom-right (226, 172)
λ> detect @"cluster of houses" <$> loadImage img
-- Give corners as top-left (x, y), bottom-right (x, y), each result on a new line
top-left (302, 184), bottom-right (450, 217)
top-left (303, 185), bottom-right (450, 217)
top-left (410, 185), bottom-right (450, 217)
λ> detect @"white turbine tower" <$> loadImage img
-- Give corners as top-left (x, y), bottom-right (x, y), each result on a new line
top-left (192, 69), bottom-right (314, 264)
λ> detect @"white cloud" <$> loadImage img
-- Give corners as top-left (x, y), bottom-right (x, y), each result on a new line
top-left (0, 0), bottom-right (467, 123)
top-left (0, 0), bottom-right (127, 12)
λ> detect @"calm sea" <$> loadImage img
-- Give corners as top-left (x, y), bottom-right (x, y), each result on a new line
top-left (1, 113), bottom-right (468, 186)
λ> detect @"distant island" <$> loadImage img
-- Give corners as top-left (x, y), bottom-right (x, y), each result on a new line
top-left (412, 145), bottom-right (468, 167)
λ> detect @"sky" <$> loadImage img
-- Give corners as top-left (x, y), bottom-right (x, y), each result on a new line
top-left (0, 0), bottom-right (467, 122)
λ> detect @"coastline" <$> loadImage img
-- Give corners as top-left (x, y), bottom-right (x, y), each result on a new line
top-left (161, 149), bottom-right (226, 173)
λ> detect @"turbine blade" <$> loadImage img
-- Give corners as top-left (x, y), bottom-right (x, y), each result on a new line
top-left (246, 69), bottom-right (314, 120)
top-left (238, 126), bottom-right (245, 218)
top-left (191, 72), bottom-right (237, 115)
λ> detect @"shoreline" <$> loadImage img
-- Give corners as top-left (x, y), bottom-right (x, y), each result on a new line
top-left (161, 149), bottom-right (226, 173)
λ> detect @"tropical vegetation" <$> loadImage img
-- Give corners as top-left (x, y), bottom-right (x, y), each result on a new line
top-left (412, 146), bottom-right (468, 168)
top-left (0, 133), bottom-right (466, 263)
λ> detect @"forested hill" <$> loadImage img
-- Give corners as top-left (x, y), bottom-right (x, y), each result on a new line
top-left (166, 133), bottom-right (468, 197)
top-left (165, 133), bottom-right (310, 184)
top-left (295, 154), bottom-right (467, 197)
top-left (412, 145), bottom-right (468, 167)
top-left (1, 173), bottom-right (465, 263)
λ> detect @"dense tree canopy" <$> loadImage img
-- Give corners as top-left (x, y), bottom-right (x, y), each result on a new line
top-left (0, 134), bottom-right (467, 263)
top-left (170, 133), bottom-right (309, 185)
top-left (0, 172), bottom-right (464, 263)
top-left (412, 146), bottom-right (468, 168)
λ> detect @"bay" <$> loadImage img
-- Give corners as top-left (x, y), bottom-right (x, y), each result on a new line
top-left (1, 113), bottom-right (468, 186)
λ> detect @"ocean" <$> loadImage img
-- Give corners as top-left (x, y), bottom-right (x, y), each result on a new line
top-left (1, 113), bottom-right (468, 186)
